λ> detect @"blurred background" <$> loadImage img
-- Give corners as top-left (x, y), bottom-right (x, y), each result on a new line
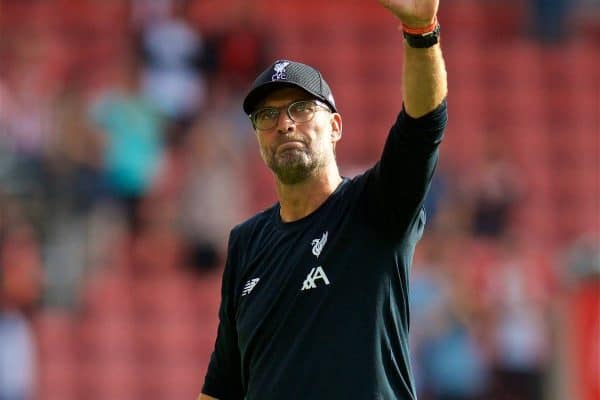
top-left (0, 0), bottom-right (598, 399)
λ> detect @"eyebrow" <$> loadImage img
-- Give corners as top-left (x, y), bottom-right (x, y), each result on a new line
top-left (259, 97), bottom-right (315, 108)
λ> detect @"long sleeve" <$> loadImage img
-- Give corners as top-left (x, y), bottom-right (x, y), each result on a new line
top-left (202, 231), bottom-right (244, 400)
top-left (361, 99), bottom-right (447, 235)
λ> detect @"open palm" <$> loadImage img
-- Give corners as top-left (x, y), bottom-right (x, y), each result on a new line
top-left (378, 0), bottom-right (439, 27)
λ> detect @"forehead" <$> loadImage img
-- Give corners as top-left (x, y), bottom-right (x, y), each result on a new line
top-left (259, 87), bottom-right (314, 107)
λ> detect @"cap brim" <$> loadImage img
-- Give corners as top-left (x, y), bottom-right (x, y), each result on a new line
top-left (243, 81), bottom-right (336, 115)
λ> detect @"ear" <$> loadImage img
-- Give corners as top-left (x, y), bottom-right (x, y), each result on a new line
top-left (330, 113), bottom-right (342, 143)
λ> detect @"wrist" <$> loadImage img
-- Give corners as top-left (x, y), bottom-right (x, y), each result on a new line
top-left (401, 16), bottom-right (438, 34)
top-left (401, 17), bottom-right (441, 49)
top-left (400, 15), bottom-right (438, 32)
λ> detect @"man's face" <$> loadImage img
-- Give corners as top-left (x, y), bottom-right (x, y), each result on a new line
top-left (253, 87), bottom-right (342, 184)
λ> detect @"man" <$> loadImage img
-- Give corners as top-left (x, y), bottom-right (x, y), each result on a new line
top-left (199, 0), bottom-right (447, 398)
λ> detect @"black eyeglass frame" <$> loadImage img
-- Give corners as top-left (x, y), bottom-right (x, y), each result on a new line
top-left (249, 99), bottom-right (332, 130)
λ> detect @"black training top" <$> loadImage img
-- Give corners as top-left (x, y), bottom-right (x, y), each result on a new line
top-left (202, 100), bottom-right (447, 400)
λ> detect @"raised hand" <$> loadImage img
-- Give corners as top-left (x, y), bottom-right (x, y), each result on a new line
top-left (378, 0), bottom-right (439, 28)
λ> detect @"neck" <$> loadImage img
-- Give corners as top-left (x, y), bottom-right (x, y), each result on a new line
top-left (275, 163), bottom-right (342, 223)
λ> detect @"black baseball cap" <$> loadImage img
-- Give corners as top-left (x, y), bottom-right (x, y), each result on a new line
top-left (242, 59), bottom-right (337, 115)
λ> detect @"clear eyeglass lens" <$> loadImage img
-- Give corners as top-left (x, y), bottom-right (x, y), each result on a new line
top-left (253, 101), bottom-right (319, 130)
top-left (254, 109), bottom-right (279, 127)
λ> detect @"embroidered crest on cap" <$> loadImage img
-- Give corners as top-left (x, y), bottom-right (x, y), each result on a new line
top-left (271, 61), bottom-right (290, 81)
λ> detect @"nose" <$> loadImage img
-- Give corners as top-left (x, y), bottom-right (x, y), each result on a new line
top-left (275, 110), bottom-right (295, 134)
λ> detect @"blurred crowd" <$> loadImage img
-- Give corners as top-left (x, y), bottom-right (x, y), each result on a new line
top-left (0, 0), bottom-right (267, 298)
top-left (0, 0), bottom-right (598, 399)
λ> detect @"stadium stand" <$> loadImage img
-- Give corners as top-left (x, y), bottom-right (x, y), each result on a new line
top-left (0, 0), bottom-right (597, 399)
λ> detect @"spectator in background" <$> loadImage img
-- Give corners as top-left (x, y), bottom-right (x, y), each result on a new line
top-left (177, 116), bottom-right (250, 273)
top-left (210, 7), bottom-right (267, 95)
top-left (39, 85), bottom-right (107, 309)
top-left (486, 235), bottom-right (554, 400)
top-left (410, 233), bottom-right (489, 400)
top-left (466, 138), bottom-right (522, 239)
top-left (0, 221), bottom-right (43, 400)
top-left (201, 8), bottom-right (269, 146)
top-left (46, 84), bottom-right (106, 216)
top-left (137, 0), bottom-right (207, 124)
top-left (89, 54), bottom-right (165, 233)
top-left (0, 34), bottom-right (55, 202)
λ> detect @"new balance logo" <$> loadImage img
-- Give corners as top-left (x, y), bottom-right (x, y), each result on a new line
top-left (311, 231), bottom-right (328, 258)
top-left (301, 266), bottom-right (330, 291)
top-left (242, 278), bottom-right (260, 296)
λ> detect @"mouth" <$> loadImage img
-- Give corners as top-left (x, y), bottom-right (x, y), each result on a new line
top-left (277, 141), bottom-right (306, 152)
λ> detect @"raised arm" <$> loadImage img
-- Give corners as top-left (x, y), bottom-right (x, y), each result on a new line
top-left (379, 0), bottom-right (447, 117)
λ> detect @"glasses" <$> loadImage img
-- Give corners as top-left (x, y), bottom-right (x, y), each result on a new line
top-left (250, 100), bottom-right (331, 130)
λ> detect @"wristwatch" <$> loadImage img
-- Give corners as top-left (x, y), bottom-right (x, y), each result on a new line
top-left (403, 23), bottom-right (441, 48)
